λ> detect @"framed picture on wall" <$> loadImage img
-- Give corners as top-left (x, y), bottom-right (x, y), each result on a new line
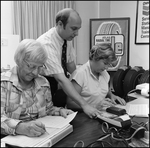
top-left (135, 1), bottom-right (149, 44)
top-left (89, 17), bottom-right (130, 71)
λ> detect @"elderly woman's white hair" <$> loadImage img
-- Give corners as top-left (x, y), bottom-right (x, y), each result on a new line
top-left (14, 39), bottom-right (47, 66)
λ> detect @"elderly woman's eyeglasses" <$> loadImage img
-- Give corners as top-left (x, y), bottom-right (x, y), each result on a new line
top-left (24, 60), bottom-right (47, 71)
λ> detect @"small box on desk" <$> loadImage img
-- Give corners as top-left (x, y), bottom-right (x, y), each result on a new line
top-left (106, 106), bottom-right (126, 116)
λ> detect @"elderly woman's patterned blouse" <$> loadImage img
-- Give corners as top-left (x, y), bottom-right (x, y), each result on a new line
top-left (1, 66), bottom-right (62, 135)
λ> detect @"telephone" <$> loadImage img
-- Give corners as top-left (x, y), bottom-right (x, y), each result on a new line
top-left (136, 83), bottom-right (149, 97)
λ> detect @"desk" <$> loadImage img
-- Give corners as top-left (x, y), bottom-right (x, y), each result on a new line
top-left (1, 93), bottom-right (149, 147)
top-left (54, 93), bottom-right (149, 147)
top-left (53, 112), bottom-right (103, 147)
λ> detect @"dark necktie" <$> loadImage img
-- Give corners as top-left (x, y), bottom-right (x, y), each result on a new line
top-left (61, 40), bottom-right (68, 77)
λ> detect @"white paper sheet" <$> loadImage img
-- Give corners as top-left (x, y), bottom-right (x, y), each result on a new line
top-left (36, 112), bottom-right (77, 128)
top-left (127, 104), bottom-right (149, 117)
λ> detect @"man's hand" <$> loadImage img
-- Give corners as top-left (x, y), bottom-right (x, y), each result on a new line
top-left (15, 121), bottom-right (46, 137)
top-left (82, 104), bottom-right (101, 119)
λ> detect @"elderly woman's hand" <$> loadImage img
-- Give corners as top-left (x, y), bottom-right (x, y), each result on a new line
top-left (59, 108), bottom-right (74, 118)
top-left (15, 121), bottom-right (46, 137)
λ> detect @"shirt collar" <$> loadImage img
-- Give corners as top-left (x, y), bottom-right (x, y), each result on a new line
top-left (87, 60), bottom-right (96, 78)
top-left (87, 60), bottom-right (102, 80)
top-left (54, 27), bottom-right (65, 47)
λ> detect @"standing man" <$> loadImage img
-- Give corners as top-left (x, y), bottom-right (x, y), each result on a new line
top-left (37, 8), bottom-right (100, 118)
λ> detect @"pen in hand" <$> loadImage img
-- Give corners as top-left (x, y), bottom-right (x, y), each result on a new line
top-left (43, 126), bottom-right (49, 135)
top-left (37, 122), bottom-right (49, 135)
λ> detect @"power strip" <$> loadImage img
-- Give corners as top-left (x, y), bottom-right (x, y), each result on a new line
top-left (136, 83), bottom-right (149, 97)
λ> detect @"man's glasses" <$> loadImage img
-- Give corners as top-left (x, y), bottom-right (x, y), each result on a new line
top-left (24, 60), bottom-right (47, 72)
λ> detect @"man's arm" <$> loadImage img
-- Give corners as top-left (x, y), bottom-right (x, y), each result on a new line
top-left (54, 73), bottom-right (87, 107)
top-left (66, 80), bottom-right (82, 110)
top-left (53, 73), bottom-right (101, 118)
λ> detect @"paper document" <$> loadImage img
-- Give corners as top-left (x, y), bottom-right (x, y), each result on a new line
top-left (128, 104), bottom-right (149, 117)
top-left (1, 112), bottom-right (77, 147)
top-left (36, 111), bottom-right (77, 128)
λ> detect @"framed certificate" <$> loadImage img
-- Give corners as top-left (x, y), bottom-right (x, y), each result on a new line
top-left (135, 1), bottom-right (149, 44)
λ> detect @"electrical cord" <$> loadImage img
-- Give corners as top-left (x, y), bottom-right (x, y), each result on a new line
top-left (126, 126), bottom-right (146, 141)
top-left (102, 122), bottom-right (146, 141)
top-left (110, 132), bottom-right (129, 147)
top-left (86, 139), bottom-right (112, 147)
top-left (127, 88), bottom-right (138, 95)
top-left (73, 121), bottom-right (147, 147)
top-left (101, 122), bottom-right (129, 147)
top-left (73, 140), bottom-right (84, 147)
top-left (131, 120), bottom-right (149, 131)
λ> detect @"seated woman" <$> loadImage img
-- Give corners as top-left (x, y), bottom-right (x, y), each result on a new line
top-left (67, 43), bottom-right (126, 112)
top-left (1, 39), bottom-right (74, 137)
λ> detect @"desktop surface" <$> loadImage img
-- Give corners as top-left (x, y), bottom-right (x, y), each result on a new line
top-left (54, 93), bottom-right (149, 147)
top-left (53, 112), bottom-right (103, 147)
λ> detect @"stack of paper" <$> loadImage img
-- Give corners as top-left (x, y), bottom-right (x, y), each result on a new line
top-left (127, 104), bottom-right (149, 117)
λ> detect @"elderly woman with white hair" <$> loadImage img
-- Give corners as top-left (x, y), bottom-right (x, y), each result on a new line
top-left (67, 43), bottom-right (126, 112)
top-left (1, 39), bottom-right (74, 137)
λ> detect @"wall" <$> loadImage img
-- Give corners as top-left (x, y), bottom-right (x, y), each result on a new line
top-left (110, 1), bottom-right (149, 70)
top-left (1, 1), bottom-right (149, 70)
top-left (75, 1), bottom-right (99, 64)
top-left (99, 1), bottom-right (110, 18)
top-left (1, 34), bottom-right (20, 68)
top-left (1, 1), bottom-right (19, 69)
top-left (75, 1), bottom-right (110, 64)
top-left (75, 1), bottom-right (149, 70)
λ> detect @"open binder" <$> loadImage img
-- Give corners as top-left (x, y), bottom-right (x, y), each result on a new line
top-left (2, 124), bottom-right (73, 147)
top-left (1, 112), bottom-right (77, 147)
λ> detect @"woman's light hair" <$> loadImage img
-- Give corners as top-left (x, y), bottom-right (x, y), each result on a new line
top-left (89, 43), bottom-right (117, 63)
top-left (14, 39), bottom-right (48, 66)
